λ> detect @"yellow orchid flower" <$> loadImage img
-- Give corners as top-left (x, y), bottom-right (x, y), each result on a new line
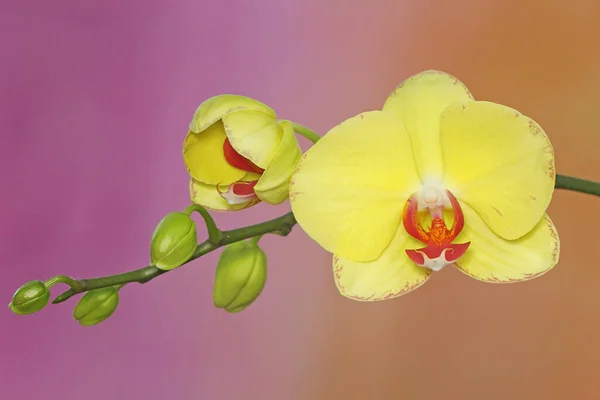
top-left (183, 95), bottom-right (302, 211)
top-left (290, 70), bottom-right (559, 301)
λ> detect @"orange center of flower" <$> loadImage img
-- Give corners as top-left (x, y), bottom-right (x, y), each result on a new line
top-left (402, 189), bottom-right (470, 271)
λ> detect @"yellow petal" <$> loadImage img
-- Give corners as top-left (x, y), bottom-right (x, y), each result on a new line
top-left (241, 171), bottom-right (262, 181)
top-left (440, 101), bottom-right (555, 240)
top-left (290, 111), bottom-right (422, 262)
top-left (254, 120), bottom-right (302, 204)
top-left (189, 94), bottom-right (276, 134)
top-left (455, 203), bottom-right (559, 282)
top-left (222, 109), bottom-right (282, 169)
top-left (334, 226), bottom-right (431, 301)
top-left (382, 70), bottom-right (474, 181)
top-left (189, 175), bottom-right (260, 212)
top-left (182, 122), bottom-right (246, 185)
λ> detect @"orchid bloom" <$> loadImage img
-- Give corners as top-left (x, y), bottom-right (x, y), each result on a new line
top-left (183, 95), bottom-right (302, 211)
top-left (289, 70), bottom-right (559, 301)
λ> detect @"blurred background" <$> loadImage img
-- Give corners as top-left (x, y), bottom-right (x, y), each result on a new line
top-left (1, 0), bottom-right (600, 399)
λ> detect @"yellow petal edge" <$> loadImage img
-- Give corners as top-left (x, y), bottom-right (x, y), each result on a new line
top-left (183, 122), bottom-right (246, 186)
top-left (455, 203), bottom-right (559, 282)
top-left (333, 226), bottom-right (431, 301)
top-left (290, 110), bottom-right (421, 262)
top-left (441, 101), bottom-right (555, 240)
top-left (254, 120), bottom-right (302, 204)
top-left (382, 70), bottom-right (474, 182)
top-left (222, 109), bottom-right (282, 169)
top-left (189, 94), bottom-right (276, 134)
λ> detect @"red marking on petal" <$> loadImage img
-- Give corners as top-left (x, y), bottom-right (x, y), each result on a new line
top-left (419, 245), bottom-right (444, 260)
top-left (445, 242), bottom-right (471, 262)
top-left (405, 249), bottom-right (425, 265)
top-left (231, 180), bottom-right (258, 196)
top-left (223, 138), bottom-right (265, 174)
top-left (402, 194), bottom-right (429, 243)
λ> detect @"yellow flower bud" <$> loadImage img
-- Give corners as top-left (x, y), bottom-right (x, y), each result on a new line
top-left (213, 239), bottom-right (267, 313)
top-left (183, 95), bottom-right (302, 211)
top-left (150, 212), bottom-right (197, 270)
top-left (73, 287), bottom-right (120, 326)
top-left (8, 280), bottom-right (50, 315)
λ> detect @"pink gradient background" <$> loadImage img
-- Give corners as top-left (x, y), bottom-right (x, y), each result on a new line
top-left (2, 1), bottom-right (600, 399)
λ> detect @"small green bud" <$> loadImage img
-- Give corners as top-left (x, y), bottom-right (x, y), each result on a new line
top-left (9, 280), bottom-right (50, 315)
top-left (213, 240), bottom-right (267, 313)
top-left (150, 212), bottom-right (197, 270)
top-left (73, 287), bottom-right (120, 326)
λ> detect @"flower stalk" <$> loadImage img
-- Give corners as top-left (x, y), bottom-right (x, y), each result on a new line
top-left (290, 121), bottom-right (321, 144)
top-left (50, 211), bottom-right (297, 304)
top-left (183, 204), bottom-right (222, 244)
top-left (555, 174), bottom-right (600, 197)
top-left (42, 172), bottom-right (600, 307)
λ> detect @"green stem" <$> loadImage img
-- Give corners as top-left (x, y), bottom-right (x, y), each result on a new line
top-left (184, 204), bottom-right (222, 244)
top-left (52, 212), bottom-right (297, 304)
top-left (250, 235), bottom-right (263, 246)
top-left (555, 174), bottom-right (600, 197)
top-left (47, 172), bottom-right (600, 306)
top-left (43, 275), bottom-right (85, 291)
top-left (291, 122), bottom-right (321, 143)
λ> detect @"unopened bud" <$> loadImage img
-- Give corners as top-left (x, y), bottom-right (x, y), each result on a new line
top-left (9, 280), bottom-right (50, 315)
top-left (213, 239), bottom-right (267, 313)
top-left (73, 287), bottom-right (120, 326)
top-left (150, 212), bottom-right (197, 270)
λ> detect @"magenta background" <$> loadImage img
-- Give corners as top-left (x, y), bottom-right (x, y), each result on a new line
top-left (2, 1), bottom-right (600, 399)
top-left (0, 2), bottom-right (326, 398)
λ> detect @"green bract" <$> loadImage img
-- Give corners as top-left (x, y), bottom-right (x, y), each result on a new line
top-left (9, 280), bottom-right (50, 315)
top-left (73, 287), bottom-right (120, 326)
top-left (213, 240), bottom-right (267, 313)
top-left (150, 212), bottom-right (197, 270)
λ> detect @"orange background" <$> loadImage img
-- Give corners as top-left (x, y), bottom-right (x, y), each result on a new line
top-left (300, 1), bottom-right (600, 398)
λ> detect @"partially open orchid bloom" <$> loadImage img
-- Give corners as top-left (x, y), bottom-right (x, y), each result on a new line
top-left (183, 95), bottom-right (302, 211)
top-left (290, 70), bottom-right (559, 301)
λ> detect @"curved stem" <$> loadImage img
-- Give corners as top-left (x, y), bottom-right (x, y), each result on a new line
top-left (52, 212), bottom-right (297, 304)
top-left (43, 275), bottom-right (85, 291)
top-left (290, 122), bottom-right (321, 143)
top-left (184, 204), bottom-right (222, 244)
top-left (555, 174), bottom-right (600, 197)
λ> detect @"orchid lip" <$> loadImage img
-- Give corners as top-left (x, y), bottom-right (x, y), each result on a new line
top-left (217, 181), bottom-right (259, 205)
top-left (403, 188), bottom-right (471, 271)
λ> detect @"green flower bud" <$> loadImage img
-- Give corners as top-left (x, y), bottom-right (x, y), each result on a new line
top-left (150, 212), bottom-right (197, 270)
top-left (8, 280), bottom-right (50, 315)
top-left (213, 240), bottom-right (267, 313)
top-left (73, 287), bottom-right (120, 326)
